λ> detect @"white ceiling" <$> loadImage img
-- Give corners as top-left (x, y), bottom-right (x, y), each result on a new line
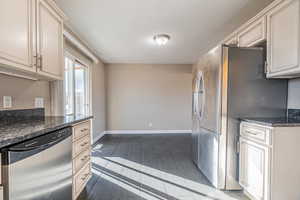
top-left (56, 0), bottom-right (273, 64)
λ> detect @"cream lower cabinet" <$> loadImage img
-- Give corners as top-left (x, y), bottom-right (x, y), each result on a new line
top-left (266, 0), bottom-right (300, 78)
top-left (240, 122), bottom-right (300, 200)
top-left (239, 138), bottom-right (270, 200)
top-left (72, 120), bottom-right (92, 200)
top-left (0, 0), bottom-right (65, 80)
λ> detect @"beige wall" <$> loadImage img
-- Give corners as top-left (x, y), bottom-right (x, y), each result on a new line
top-left (105, 64), bottom-right (193, 131)
top-left (0, 74), bottom-right (51, 115)
top-left (91, 61), bottom-right (106, 140)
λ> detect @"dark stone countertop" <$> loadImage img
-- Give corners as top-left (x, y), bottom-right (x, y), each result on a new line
top-left (0, 115), bottom-right (92, 149)
top-left (241, 117), bottom-right (300, 127)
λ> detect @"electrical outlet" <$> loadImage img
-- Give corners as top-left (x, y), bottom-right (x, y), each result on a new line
top-left (3, 96), bottom-right (12, 108)
top-left (35, 97), bottom-right (44, 108)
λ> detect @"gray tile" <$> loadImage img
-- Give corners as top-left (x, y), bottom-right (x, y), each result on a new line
top-left (80, 134), bottom-right (249, 200)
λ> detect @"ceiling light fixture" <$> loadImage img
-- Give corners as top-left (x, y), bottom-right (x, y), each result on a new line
top-left (153, 34), bottom-right (170, 46)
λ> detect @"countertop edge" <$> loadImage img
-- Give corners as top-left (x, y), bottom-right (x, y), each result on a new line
top-left (0, 116), bottom-right (93, 150)
top-left (241, 118), bottom-right (300, 127)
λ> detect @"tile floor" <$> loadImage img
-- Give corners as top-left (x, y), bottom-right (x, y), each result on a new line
top-left (78, 134), bottom-right (249, 200)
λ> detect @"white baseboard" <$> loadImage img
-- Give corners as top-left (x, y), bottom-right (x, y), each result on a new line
top-left (92, 131), bottom-right (106, 144)
top-left (105, 130), bottom-right (192, 135)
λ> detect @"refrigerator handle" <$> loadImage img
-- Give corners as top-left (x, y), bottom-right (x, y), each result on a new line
top-left (236, 139), bottom-right (240, 154)
top-left (264, 61), bottom-right (269, 74)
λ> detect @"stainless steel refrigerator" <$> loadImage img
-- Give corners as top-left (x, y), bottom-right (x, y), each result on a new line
top-left (192, 45), bottom-right (287, 190)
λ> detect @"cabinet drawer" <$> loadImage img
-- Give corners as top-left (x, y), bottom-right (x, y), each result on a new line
top-left (73, 148), bottom-right (91, 174)
top-left (73, 162), bottom-right (91, 199)
top-left (240, 122), bottom-right (272, 145)
top-left (73, 121), bottom-right (90, 142)
top-left (237, 17), bottom-right (266, 47)
top-left (73, 135), bottom-right (90, 158)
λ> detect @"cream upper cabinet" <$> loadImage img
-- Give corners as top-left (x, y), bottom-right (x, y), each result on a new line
top-left (237, 17), bottom-right (267, 47)
top-left (0, 0), bottom-right (36, 73)
top-left (0, 0), bottom-right (65, 80)
top-left (266, 0), bottom-right (300, 78)
top-left (37, 0), bottom-right (64, 80)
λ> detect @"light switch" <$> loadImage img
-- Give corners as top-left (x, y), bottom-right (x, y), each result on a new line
top-left (35, 97), bottom-right (44, 108)
top-left (3, 96), bottom-right (12, 108)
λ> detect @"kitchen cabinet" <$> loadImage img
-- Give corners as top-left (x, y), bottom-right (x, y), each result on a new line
top-left (221, 0), bottom-right (300, 78)
top-left (0, 0), bottom-right (36, 73)
top-left (266, 0), bottom-right (300, 78)
top-left (239, 138), bottom-right (270, 200)
top-left (37, 0), bottom-right (64, 80)
top-left (237, 17), bottom-right (267, 47)
top-left (0, 0), bottom-right (66, 80)
top-left (72, 120), bottom-right (91, 200)
top-left (239, 122), bottom-right (300, 200)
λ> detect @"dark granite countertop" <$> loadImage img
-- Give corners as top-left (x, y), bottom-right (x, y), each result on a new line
top-left (241, 117), bottom-right (300, 127)
top-left (0, 115), bottom-right (92, 149)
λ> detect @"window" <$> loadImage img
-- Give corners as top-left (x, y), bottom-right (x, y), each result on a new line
top-left (64, 53), bottom-right (90, 116)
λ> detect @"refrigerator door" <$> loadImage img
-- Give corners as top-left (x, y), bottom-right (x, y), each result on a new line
top-left (193, 45), bottom-right (287, 190)
top-left (194, 45), bottom-right (224, 188)
top-left (192, 72), bottom-right (204, 165)
top-left (198, 47), bottom-right (222, 133)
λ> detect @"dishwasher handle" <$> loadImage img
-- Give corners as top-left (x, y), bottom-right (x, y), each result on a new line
top-left (9, 137), bottom-right (65, 152)
top-left (7, 128), bottom-right (72, 152)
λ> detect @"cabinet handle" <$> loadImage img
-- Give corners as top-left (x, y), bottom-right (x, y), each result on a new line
top-left (81, 155), bottom-right (89, 161)
top-left (80, 142), bottom-right (88, 147)
top-left (81, 128), bottom-right (88, 132)
top-left (264, 61), bottom-right (269, 74)
top-left (81, 173), bottom-right (90, 181)
top-left (245, 130), bottom-right (259, 135)
top-left (40, 55), bottom-right (43, 70)
top-left (33, 55), bottom-right (38, 67)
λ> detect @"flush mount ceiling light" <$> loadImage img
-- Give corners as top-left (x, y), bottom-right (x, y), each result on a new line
top-left (153, 34), bottom-right (170, 46)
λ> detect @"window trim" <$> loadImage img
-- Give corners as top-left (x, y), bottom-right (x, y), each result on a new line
top-left (64, 51), bottom-right (90, 116)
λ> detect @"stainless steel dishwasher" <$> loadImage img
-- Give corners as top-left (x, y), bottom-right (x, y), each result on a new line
top-left (2, 127), bottom-right (72, 200)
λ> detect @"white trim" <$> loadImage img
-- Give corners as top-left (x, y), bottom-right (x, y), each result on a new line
top-left (92, 131), bottom-right (106, 144)
top-left (105, 130), bottom-right (192, 134)
top-left (63, 28), bottom-right (99, 64)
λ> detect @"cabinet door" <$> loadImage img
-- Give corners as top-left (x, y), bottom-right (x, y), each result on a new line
top-left (0, 0), bottom-right (36, 72)
top-left (239, 138), bottom-right (270, 200)
top-left (37, 0), bottom-right (64, 80)
top-left (266, 0), bottom-right (300, 78)
top-left (238, 17), bottom-right (266, 47)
